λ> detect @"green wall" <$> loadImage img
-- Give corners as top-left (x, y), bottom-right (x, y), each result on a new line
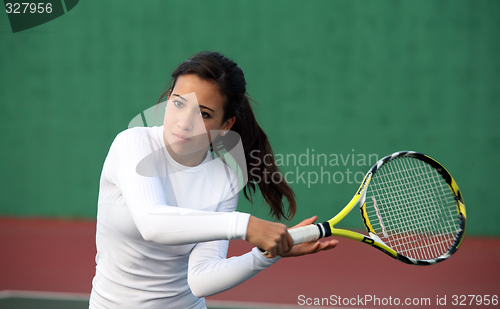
top-left (1, 0), bottom-right (499, 235)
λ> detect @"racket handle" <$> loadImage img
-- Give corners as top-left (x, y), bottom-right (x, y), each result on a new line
top-left (258, 222), bottom-right (331, 255)
top-left (288, 224), bottom-right (325, 245)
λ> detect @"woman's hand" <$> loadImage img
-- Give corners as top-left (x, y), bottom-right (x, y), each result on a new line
top-left (279, 216), bottom-right (338, 257)
top-left (246, 216), bottom-right (294, 258)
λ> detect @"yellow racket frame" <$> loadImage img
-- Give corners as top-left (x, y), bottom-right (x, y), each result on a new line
top-left (323, 152), bottom-right (467, 265)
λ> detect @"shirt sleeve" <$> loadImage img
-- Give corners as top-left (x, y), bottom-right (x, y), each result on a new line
top-left (103, 128), bottom-right (250, 245)
top-left (188, 241), bottom-right (281, 298)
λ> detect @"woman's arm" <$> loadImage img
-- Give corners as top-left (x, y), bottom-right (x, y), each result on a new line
top-left (188, 216), bottom-right (338, 297)
top-left (104, 129), bottom-right (249, 245)
top-left (188, 240), bottom-right (280, 297)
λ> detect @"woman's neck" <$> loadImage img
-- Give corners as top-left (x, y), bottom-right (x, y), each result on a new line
top-left (165, 144), bottom-right (208, 167)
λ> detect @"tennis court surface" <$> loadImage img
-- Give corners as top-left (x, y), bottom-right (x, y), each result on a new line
top-left (0, 290), bottom-right (325, 309)
top-left (1, 217), bottom-right (499, 308)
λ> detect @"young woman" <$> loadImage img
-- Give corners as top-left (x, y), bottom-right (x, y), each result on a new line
top-left (89, 51), bottom-right (337, 309)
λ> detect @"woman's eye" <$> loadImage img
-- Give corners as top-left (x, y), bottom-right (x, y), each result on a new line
top-left (200, 112), bottom-right (211, 119)
top-left (173, 100), bottom-right (184, 108)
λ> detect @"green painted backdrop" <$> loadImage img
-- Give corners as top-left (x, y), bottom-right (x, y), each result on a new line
top-left (1, 0), bottom-right (499, 235)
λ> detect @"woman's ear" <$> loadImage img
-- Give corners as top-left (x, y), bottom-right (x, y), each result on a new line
top-left (222, 117), bottom-right (236, 132)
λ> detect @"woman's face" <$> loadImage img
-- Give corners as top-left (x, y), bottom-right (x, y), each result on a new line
top-left (163, 74), bottom-right (235, 166)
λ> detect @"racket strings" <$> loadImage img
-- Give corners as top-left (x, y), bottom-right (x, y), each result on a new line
top-left (364, 157), bottom-right (459, 261)
top-left (378, 162), bottom-right (456, 259)
top-left (379, 164), bottom-right (455, 260)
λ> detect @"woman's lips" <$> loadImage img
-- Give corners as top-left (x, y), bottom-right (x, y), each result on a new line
top-left (173, 133), bottom-right (191, 142)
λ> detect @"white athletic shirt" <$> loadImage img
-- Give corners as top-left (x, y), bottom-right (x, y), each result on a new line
top-left (89, 126), bottom-right (280, 309)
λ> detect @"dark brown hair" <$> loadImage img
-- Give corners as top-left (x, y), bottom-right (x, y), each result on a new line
top-left (158, 51), bottom-right (296, 220)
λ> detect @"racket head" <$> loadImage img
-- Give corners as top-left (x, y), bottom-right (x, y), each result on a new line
top-left (359, 151), bottom-right (466, 265)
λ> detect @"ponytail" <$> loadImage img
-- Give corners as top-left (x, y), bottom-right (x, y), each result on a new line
top-left (232, 97), bottom-right (296, 220)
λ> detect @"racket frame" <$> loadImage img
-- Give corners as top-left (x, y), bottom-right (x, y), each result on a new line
top-left (290, 151), bottom-right (466, 266)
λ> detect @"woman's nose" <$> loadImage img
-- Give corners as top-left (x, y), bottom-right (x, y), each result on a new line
top-left (177, 109), bottom-right (202, 131)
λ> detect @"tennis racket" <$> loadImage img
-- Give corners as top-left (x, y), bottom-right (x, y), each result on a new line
top-left (285, 151), bottom-right (466, 265)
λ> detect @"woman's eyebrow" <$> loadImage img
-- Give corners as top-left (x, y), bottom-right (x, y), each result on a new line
top-left (172, 94), bottom-right (187, 102)
top-left (199, 105), bottom-right (215, 113)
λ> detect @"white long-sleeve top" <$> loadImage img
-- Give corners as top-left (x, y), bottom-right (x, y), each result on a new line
top-left (89, 126), bottom-right (280, 309)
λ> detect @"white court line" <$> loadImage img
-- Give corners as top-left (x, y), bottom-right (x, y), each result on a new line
top-left (0, 290), bottom-right (90, 301)
top-left (0, 290), bottom-right (370, 309)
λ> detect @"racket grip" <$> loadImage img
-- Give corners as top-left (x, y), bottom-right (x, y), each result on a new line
top-left (258, 222), bottom-right (331, 255)
top-left (289, 224), bottom-right (322, 245)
